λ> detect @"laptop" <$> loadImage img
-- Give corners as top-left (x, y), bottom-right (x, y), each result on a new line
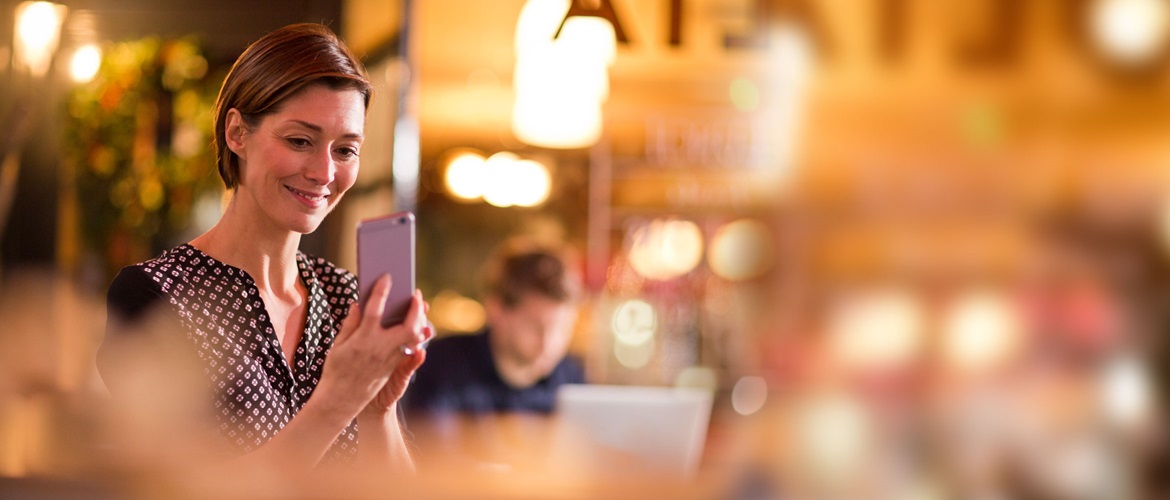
top-left (550, 384), bottom-right (715, 477)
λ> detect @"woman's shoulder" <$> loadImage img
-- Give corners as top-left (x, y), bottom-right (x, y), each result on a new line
top-left (106, 245), bottom-right (193, 321)
top-left (107, 265), bottom-right (168, 325)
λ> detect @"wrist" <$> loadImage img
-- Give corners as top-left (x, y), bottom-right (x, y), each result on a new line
top-left (358, 402), bottom-right (398, 421)
top-left (306, 385), bottom-right (361, 429)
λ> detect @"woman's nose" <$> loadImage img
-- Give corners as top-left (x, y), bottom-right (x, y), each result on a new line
top-left (304, 150), bottom-right (335, 185)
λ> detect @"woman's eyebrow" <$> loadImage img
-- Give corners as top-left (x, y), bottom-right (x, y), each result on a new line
top-left (286, 119), bottom-right (363, 139)
top-left (287, 119), bottom-right (323, 132)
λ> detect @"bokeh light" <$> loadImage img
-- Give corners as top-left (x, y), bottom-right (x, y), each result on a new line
top-left (445, 151), bottom-right (551, 207)
top-left (729, 78), bottom-right (760, 112)
top-left (14, 1), bottom-right (67, 77)
top-left (628, 219), bottom-right (704, 281)
top-left (708, 219), bottom-right (774, 281)
top-left (69, 44), bottom-right (102, 83)
top-left (481, 153), bottom-right (552, 208)
top-left (941, 289), bottom-right (1022, 373)
top-left (512, 0), bottom-right (614, 148)
top-left (614, 336), bottom-right (655, 369)
top-left (829, 288), bottom-right (926, 370)
top-left (793, 393), bottom-right (873, 486)
top-left (730, 376), bottom-right (768, 416)
top-left (429, 290), bottom-right (486, 333)
top-left (1090, 0), bottom-right (1170, 66)
top-left (1101, 354), bottom-right (1155, 428)
top-left (443, 150), bottom-right (487, 201)
top-left (502, 159), bottom-right (552, 208)
top-left (611, 298), bottom-right (656, 369)
top-left (611, 298), bottom-right (655, 346)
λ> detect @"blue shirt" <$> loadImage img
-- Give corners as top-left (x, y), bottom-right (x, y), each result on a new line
top-left (403, 328), bottom-right (585, 415)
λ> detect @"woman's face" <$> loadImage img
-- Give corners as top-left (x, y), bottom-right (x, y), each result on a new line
top-left (228, 84), bottom-right (365, 234)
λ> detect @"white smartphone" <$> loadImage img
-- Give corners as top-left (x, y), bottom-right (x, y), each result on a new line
top-left (357, 211), bottom-right (416, 327)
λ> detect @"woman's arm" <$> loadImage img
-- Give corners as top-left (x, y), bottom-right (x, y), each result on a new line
top-left (356, 403), bottom-right (418, 473)
top-left (354, 289), bottom-right (432, 472)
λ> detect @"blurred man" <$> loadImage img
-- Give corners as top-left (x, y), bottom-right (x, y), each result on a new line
top-left (404, 240), bottom-right (584, 414)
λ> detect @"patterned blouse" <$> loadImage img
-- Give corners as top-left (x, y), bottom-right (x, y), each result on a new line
top-left (99, 243), bottom-right (360, 462)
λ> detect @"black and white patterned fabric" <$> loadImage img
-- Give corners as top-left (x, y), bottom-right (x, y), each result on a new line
top-left (102, 243), bottom-right (360, 462)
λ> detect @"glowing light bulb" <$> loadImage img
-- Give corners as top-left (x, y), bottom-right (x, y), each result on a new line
top-left (509, 159), bottom-right (552, 207)
top-left (14, 1), bottom-right (67, 77)
top-left (1091, 0), bottom-right (1170, 65)
top-left (69, 44), bottom-right (101, 83)
top-left (512, 0), bottom-right (615, 148)
top-left (444, 151), bottom-right (487, 201)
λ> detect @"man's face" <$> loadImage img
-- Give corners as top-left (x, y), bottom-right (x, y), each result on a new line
top-left (487, 293), bottom-right (578, 375)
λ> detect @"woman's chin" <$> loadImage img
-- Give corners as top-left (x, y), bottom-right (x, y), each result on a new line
top-left (288, 218), bottom-right (325, 235)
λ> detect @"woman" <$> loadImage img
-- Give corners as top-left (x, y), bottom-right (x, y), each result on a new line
top-left (98, 23), bottom-right (429, 472)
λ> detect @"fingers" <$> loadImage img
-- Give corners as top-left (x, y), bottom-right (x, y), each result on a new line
top-left (394, 348), bottom-right (426, 379)
top-left (399, 290), bottom-right (429, 346)
top-left (400, 289), bottom-right (422, 332)
top-left (353, 285), bottom-right (428, 362)
top-left (362, 274), bottom-right (393, 325)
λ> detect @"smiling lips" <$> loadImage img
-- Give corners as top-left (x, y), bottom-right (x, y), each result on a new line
top-left (285, 185), bottom-right (330, 207)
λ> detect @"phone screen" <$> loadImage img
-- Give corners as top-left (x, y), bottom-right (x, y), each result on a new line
top-left (357, 212), bottom-right (416, 327)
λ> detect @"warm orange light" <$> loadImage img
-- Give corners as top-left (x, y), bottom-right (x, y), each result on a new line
top-left (829, 288), bottom-right (926, 370)
top-left (479, 153), bottom-right (552, 208)
top-left (443, 150), bottom-right (487, 201)
top-left (1091, 0), bottom-right (1170, 66)
top-left (628, 219), bottom-right (704, 281)
top-left (512, 0), bottom-right (615, 149)
top-left (430, 290), bottom-right (486, 333)
top-left (941, 289), bottom-right (1022, 373)
top-left (69, 43), bottom-right (100, 83)
top-left (14, 1), bottom-right (67, 77)
top-left (708, 219), bottom-right (774, 281)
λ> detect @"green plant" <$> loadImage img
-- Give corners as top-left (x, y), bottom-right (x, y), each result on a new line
top-left (63, 36), bottom-right (223, 277)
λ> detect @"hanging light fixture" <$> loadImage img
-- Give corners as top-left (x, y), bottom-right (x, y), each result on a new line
top-left (1090, 0), bottom-right (1170, 66)
top-left (13, 1), bottom-right (68, 78)
top-left (512, 0), bottom-right (616, 149)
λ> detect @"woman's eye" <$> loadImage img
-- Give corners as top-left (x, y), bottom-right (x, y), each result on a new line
top-left (286, 137), bottom-right (311, 148)
top-left (336, 147), bottom-right (359, 159)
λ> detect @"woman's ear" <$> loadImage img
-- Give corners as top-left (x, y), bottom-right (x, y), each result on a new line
top-left (224, 108), bottom-right (248, 158)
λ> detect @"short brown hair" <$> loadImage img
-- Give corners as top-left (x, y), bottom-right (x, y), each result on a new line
top-left (482, 239), bottom-right (582, 309)
top-left (213, 23), bottom-right (372, 189)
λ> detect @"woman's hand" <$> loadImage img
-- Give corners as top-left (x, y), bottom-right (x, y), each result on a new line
top-left (363, 288), bottom-right (433, 416)
top-left (315, 274), bottom-right (430, 419)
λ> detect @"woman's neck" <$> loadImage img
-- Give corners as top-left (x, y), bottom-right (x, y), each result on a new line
top-left (189, 194), bottom-right (302, 296)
